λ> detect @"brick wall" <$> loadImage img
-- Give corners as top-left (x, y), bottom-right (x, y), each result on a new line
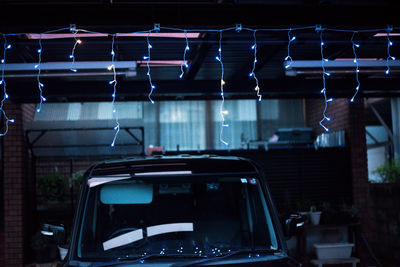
top-left (369, 184), bottom-right (400, 266)
top-left (0, 232), bottom-right (4, 267)
top-left (306, 98), bottom-right (371, 240)
top-left (1, 103), bottom-right (36, 266)
top-left (2, 102), bottom-right (29, 266)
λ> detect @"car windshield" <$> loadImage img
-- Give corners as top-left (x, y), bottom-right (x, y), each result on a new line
top-left (77, 174), bottom-right (279, 261)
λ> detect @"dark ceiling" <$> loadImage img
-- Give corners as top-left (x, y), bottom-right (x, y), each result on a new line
top-left (1, 0), bottom-right (400, 103)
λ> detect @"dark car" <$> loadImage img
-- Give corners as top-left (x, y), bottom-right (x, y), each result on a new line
top-left (48, 155), bottom-right (301, 266)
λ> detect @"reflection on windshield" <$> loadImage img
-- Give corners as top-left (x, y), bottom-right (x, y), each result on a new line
top-left (78, 176), bottom-right (278, 260)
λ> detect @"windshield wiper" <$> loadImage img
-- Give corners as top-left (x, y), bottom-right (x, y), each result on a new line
top-left (170, 248), bottom-right (280, 267)
top-left (89, 253), bottom-right (204, 267)
top-left (89, 254), bottom-right (164, 267)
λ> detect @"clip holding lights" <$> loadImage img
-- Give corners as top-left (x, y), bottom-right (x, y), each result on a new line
top-left (179, 31), bottom-right (190, 79)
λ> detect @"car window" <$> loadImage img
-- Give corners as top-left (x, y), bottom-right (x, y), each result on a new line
top-left (77, 176), bottom-right (278, 260)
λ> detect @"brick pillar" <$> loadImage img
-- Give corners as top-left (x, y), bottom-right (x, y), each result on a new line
top-left (306, 98), bottom-right (371, 247)
top-left (2, 103), bottom-right (31, 266)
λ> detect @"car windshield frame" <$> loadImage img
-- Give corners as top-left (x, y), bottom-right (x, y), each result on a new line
top-left (72, 171), bottom-right (282, 262)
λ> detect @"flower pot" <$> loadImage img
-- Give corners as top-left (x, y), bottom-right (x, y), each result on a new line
top-left (309, 211), bottom-right (322, 225)
top-left (314, 242), bottom-right (354, 259)
top-left (58, 245), bottom-right (68, 260)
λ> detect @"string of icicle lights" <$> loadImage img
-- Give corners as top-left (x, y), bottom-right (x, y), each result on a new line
top-left (0, 25), bottom-right (398, 144)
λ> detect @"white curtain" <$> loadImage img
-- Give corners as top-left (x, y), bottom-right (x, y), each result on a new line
top-left (159, 101), bottom-right (206, 151)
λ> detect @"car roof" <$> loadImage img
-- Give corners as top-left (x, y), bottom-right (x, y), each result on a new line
top-left (89, 154), bottom-right (258, 177)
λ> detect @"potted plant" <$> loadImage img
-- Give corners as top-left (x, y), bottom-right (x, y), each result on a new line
top-left (296, 198), bottom-right (313, 224)
top-left (309, 205), bottom-right (322, 225)
top-left (372, 159), bottom-right (400, 183)
top-left (38, 173), bottom-right (66, 202)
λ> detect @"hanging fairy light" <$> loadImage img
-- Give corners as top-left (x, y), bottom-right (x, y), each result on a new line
top-left (69, 26), bottom-right (82, 72)
top-left (144, 30), bottom-right (156, 104)
top-left (35, 35), bottom-right (46, 112)
top-left (249, 30), bottom-right (262, 102)
top-left (179, 30), bottom-right (190, 79)
top-left (350, 32), bottom-right (361, 102)
top-left (0, 34), bottom-right (15, 136)
top-left (109, 34), bottom-right (120, 147)
top-left (318, 28), bottom-right (332, 132)
top-left (284, 28), bottom-right (296, 69)
top-left (215, 30), bottom-right (229, 146)
top-left (386, 26), bottom-right (395, 75)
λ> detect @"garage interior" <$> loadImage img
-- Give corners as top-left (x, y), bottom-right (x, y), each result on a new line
top-left (1, 1), bottom-right (400, 266)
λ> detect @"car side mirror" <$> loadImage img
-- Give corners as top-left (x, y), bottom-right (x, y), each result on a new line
top-left (284, 213), bottom-right (305, 238)
top-left (41, 224), bottom-right (66, 245)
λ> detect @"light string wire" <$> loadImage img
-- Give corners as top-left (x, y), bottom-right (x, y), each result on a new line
top-left (109, 34), bottom-right (120, 147)
top-left (0, 34), bottom-right (14, 136)
top-left (179, 30), bottom-right (190, 79)
top-left (350, 32), bottom-right (360, 102)
top-left (318, 29), bottom-right (332, 132)
top-left (249, 30), bottom-right (262, 102)
top-left (215, 30), bottom-right (229, 146)
top-left (386, 27), bottom-right (395, 75)
top-left (35, 34), bottom-right (46, 112)
top-left (145, 30), bottom-right (155, 104)
top-left (284, 28), bottom-right (296, 69)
